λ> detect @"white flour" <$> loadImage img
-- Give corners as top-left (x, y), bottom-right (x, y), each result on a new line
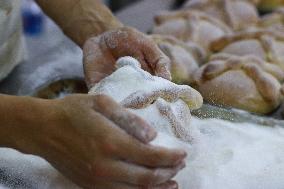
top-left (1, 118), bottom-right (284, 189)
top-left (154, 118), bottom-right (284, 189)
top-left (1, 57), bottom-right (284, 189)
top-left (89, 57), bottom-right (203, 142)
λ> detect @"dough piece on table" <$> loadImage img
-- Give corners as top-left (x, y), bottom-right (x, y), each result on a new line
top-left (210, 29), bottom-right (284, 71)
top-left (183, 0), bottom-right (259, 31)
top-left (89, 56), bottom-right (203, 142)
top-left (152, 10), bottom-right (232, 54)
top-left (151, 34), bottom-right (206, 84)
top-left (193, 54), bottom-right (284, 114)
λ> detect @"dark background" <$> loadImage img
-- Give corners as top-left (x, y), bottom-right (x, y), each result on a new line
top-left (109, 0), bottom-right (186, 11)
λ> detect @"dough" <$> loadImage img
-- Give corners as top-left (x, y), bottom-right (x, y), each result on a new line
top-left (152, 9), bottom-right (232, 53)
top-left (151, 34), bottom-right (205, 84)
top-left (210, 29), bottom-right (284, 71)
top-left (1, 57), bottom-right (284, 189)
top-left (88, 57), bottom-right (284, 189)
top-left (183, 0), bottom-right (259, 31)
top-left (193, 54), bottom-right (284, 114)
top-left (89, 56), bottom-right (203, 142)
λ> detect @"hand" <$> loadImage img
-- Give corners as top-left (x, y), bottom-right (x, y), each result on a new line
top-left (83, 27), bottom-right (172, 88)
top-left (31, 94), bottom-right (186, 189)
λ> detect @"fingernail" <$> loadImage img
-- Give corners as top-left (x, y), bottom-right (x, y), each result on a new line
top-left (142, 127), bottom-right (157, 143)
top-left (179, 161), bottom-right (186, 170)
top-left (158, 70), bottom-right (172, 81)
top-left (166, 70), bottom-right (172, 81)
top-left (169, 182), bottom-right (178, 189)
top-left (177, 150), bottom-right (187, 158)
top-left (174, 151), bottom-right (187, 165)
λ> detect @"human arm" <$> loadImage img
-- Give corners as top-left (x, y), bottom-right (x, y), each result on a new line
top-left (34, 0), bottom-right (172, 88)
top-left (0, 94), bottom-right (186, 188)
top-left (35, 0), bottom-right (123, 48)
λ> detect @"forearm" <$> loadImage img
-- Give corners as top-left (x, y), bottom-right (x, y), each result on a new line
top-left (0, 95), bottom-right (55, 154)
top-left (36, 0), bottom-right (123, 47)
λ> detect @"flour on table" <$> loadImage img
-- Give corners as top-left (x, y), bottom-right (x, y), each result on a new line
top-left (90, 57), bottom-right (284, 189)
top-left (1, 57), bottom-right (284, 189)
top-left (89, 56), bottom-right (203, 142)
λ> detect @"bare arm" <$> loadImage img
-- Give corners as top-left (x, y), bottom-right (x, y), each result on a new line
top-left (35, 0), bottom-right (123, 47)
top-left (0, 94), bottom-right (185, 188)
top-left (35, 0), bottom-right (172, 87)
top-left (0, 94), bottom-right (53, 153)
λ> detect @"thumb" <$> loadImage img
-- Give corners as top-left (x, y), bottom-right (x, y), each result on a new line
top-left (91, 95), bottom-right (157, 143)
top-left (142, 36), bottom-right (172, 80)
top-left (155, 55), bottom-right (172, 81)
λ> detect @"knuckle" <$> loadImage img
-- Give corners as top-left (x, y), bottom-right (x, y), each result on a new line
top-left (93, 94), bottom-right (106, 101)
top-left (91, 163), bottom-right (108, 178)
top-left (83, 37), bottom-right (98, 51)
top-left (94, 94), bottom-right (113, 103)
top-left (61, 94), bottom-right (83, 104)
top-left (123, 26), bottom-right (135, 33)
top-left (146, 149), bottom-right (163, 165)
top-left (100, 137), bottom-right (118, 155)
top-left (138, 170), bottom-right (160, 186)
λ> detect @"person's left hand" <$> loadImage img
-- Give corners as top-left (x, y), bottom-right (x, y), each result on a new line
top-left (83, 27), bottom-right (172, 88)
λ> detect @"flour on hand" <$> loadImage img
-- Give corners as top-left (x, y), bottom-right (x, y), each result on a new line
top-left (1, 57), bottom-right (284, 189)
top-left (89, 56), bottom-right (203, 142)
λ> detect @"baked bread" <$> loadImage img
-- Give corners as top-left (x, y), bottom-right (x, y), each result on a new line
top-left (210, 30), bottom-right (284, 71)
top-left (259, 7), bottom-right (284, 31)
top-left (152, 10), bottom-right (232, 53)
top-left (151, 34), bottom-right (206, 84)
top-left (193, 54), bottom-right (284, 114)
top-left (183, 0), bottom-right (259, 31)
top-left (258, 0), bottom-right (284, 12)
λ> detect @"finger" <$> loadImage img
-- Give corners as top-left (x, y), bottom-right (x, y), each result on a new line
top-left (142, 37), bottom-right (172, 80)
top-left (95, 160), bottom-right (185, 186)
top-left (103, 27), bottom-right (155, 75)
top-left (83, 37), bottom-right (116, 88)
top-left (85, 108), bottom-right (163, 168)
top-left (92, 94), bottom-right (157, 143)
top-left (128, 48), bottom-right (155, 75)
top-left (113, 133), bottom-right (187, 167)
top-left (155, 55), bottom-right (173, 81)
top-left (94, 180), bottom-right (178, 189)
top-left (154, 180), bottom-right (179, 189)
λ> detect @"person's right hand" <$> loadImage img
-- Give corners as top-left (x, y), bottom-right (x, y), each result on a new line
top-left (29, 94), bottom-right (187, 189)
top-left (83, 27), bottom-right (171, 89)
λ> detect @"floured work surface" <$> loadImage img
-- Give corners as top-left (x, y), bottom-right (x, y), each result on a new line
top-left (1, 57), bottom-right (284, 189)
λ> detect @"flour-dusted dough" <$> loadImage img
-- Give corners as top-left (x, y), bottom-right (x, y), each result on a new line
top-left (1, 57), bottom-right (284, 189)
top-left (210, 30), bottom-right (284, 71)
top-left (89, 57), bottom-right (284, 189)
top-left (193, 54), bottom-right (284, 114)
top-left (151, 34), bottom-right (205, 85)
top-left (89, 56), bottom-right (203, 142)
top-left (183, 0), bottom-right (259, 31)
top-left (152, 9), bottom-right (232, 54)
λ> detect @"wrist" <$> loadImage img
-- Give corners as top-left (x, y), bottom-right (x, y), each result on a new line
top-left (80, 19), bottom-right (124, 49)
top-left (0, 95), bottom-right (59, 155)
top-left (57, 0), bottom-right (123, 47)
